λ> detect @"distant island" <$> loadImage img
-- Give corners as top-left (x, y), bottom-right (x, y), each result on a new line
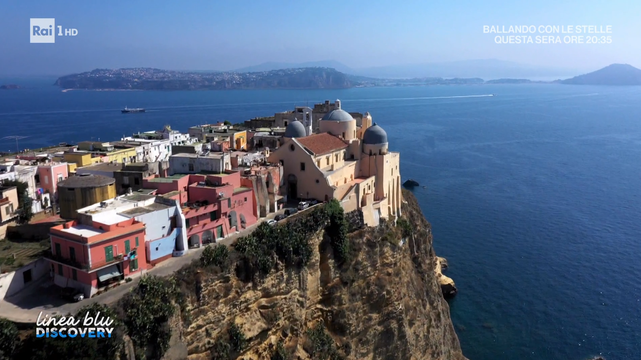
top-left (0, 84), bottom-right (19, 89)
top-left (54, 67), bottom-right (353, 90)
top-left (53, 63), bottom-right (641, 90)
top-left (560, 64), bottom-right (641, 85)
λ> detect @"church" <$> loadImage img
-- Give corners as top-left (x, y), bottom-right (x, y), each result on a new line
top-left (267, 100), bottom-right (402, 226)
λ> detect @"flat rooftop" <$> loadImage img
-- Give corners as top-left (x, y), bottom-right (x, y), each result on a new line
top-left (171, 152), bottom-right (226, 159)
top-left (77, 163), bottom-right (124, 172)
top-left (120, 202), bottom-right (171, 217)
top-left (61, 224), bottom-right (105, 238)
top-left (147, 174), bottom-right (188, 183)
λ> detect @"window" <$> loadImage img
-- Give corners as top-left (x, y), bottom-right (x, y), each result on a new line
top-left (210, 211), bottom-right (218, 221)
top-left (105, 245), bottom-right (114, 262)
top-left (290, 144), bottom-right (295, 151)
top-left (58, 264), bottom-right (63, 276)
top-left (130, 259), bottom-right (138, 272)
top-left (4, 207), bottom-right (9, 215)
top-left (317, 160), bottom-right (320, 167)
top-left (228, 198), bottom-right (231, 208)
top-left (55, 243), bottom-right (61, 256)
top-left (335, 153), bottom-right (339, 162)
top-left (134, 177), bottom-right (140, 185)
top-left (300, 162), bottom-right (306, 171)
top-left (135, 236), bottom-right (139, 247)
top-left (350, 154), bottom-right (354, 160)
top-left (72, 269), bottom-right (77, 281)
top-left (185, 218), bottom-right (190, 227)
top-left (316, 179), bottom-right (319, 184)
top-left (125, 240), bottom-right (131, 254)
top-left (326, 156), bottom-right (330, 165)
top-left (123, 176), bottom-right (129, 185)
top-left (69, 247), bottom-right (76, 261)
top-left (57, 174), bottom-right (63, 182)
top-left (44, 176), bottom-right (49, 184)
top-left (244, 197), bottom-right (247, 202)
top-left (188, 163), bottom-right (194, 171)
top-left (342, 132), bottom-right (345, 138)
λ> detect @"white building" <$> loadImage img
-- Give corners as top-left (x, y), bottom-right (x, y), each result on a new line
top-left (168, 152), bottom-right (231, 175)
top-left (76, 192), bottom-right (188, 258)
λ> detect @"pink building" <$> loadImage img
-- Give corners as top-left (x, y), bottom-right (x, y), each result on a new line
top-left (142, 171), bottom-right (257, 247)
top-left (48, 218), bottom-right (147, 297)
top-left (37, 162), bottom-right (69, 202)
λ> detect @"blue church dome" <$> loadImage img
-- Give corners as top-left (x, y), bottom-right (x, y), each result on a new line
top-left (363, 123), bottom-right (388, 144)
top-left (284, 119), bottom-right (307, 138)
top-left (321, 109), bottom-right (354, 122)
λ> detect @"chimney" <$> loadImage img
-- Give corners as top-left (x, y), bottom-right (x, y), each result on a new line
top-left (63, 222), bottom-right (70, 229)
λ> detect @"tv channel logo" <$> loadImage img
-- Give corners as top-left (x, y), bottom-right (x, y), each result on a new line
top-left (30, 18), bottom-right (78, 43)
top-left (30, 18), bottom-right (56, 43)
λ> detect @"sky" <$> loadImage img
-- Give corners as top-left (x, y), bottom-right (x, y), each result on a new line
top-left (0, 0), bottom-right (638, 76)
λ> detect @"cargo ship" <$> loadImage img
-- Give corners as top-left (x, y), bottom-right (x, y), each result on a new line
top-left (121, 107), bottom-right (145, 113)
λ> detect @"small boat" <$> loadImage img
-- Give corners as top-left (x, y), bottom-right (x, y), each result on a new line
top-left (122, 107), bottom-right (145, 113)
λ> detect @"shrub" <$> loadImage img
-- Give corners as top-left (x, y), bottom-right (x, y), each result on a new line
top-left (325, 200), bottom-right (350, 263)
top-left (201, 244), bottom-right (229, 269)
top-left (306, 322), bottom-right (343, 360)
top-left (228, 322), bottom-right (247, 353)
top-left (271, 340), bottom-right (289, 360)
top-left (125, 277), bottom-right (133, 283)
top-left (210, 338), bottom-right (230, 360)
top-left (120, 276), bottom-right (181, 359)
top-left (396, 217), bottom-right (412, 238)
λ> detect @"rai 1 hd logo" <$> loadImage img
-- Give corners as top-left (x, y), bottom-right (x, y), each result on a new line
top-left (30, 18), bottom-right (78, 43)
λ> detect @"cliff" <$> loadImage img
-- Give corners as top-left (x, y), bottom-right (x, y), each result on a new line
top-left (171, 190), bottom-right (465, 360)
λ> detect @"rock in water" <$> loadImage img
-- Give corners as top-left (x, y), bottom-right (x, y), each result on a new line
top-left (403, 179), bottom-right (420, 188)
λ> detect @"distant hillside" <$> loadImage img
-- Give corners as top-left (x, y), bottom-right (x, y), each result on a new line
top-left (234, 60), bottom-right (354, 74)
top-left (560, 64), bottom-right (641, 85)
top-left (54, 67), bottom-right (353, 90)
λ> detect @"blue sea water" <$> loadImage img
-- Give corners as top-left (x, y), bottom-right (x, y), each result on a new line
top-left (1, 79), bottom-right (641, 360)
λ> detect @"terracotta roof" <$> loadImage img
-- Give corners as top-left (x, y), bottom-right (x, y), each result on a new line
top-left (296, 133), bottom-right (348, 155)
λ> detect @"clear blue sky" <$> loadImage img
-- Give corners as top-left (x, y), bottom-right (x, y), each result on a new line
top-left (0, 0), bottom-right (638, 75)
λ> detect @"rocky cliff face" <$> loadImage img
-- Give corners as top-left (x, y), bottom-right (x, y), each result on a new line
top-left (172, 190), bottom-right (466, 360)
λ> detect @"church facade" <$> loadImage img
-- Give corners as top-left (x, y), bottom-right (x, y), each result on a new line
top-left (267, 100), bottom-right (401, 226)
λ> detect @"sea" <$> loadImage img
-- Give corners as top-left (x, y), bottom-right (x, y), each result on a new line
top-left (1, 78), bottom-right (640, 360)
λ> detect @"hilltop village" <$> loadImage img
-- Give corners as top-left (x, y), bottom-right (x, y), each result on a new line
top-left (0, 100), bottom-right (401, 299)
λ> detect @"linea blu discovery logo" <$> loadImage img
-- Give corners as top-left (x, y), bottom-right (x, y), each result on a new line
top-left (36, 311), bottom-right (114, 338)
top-left (30, 18), bottom-right (78, 43)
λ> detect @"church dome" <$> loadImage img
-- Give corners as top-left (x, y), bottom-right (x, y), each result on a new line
top-left (363, 123), bottom-right (388, 144)
top-left (284, 119), bottom-right (307, 138)
top-left (321, 109), bottom-right (354, 122)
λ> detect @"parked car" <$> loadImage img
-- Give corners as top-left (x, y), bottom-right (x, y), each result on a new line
top-left (297, 201), bottom-right (310, 210)
top-left (274, 214), bottom-right (286, 221)
top-left (267, 219), bottom-right (277, 226)
top-left (284, 208), bottom-right (298, 216)
top-left (61, 288), bottom-right (84, 302)
top-left (309, 199), bottom-right (319, 205)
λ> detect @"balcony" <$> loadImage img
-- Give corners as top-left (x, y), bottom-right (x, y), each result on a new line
top-left (44, 250), bottom-right (126, 272)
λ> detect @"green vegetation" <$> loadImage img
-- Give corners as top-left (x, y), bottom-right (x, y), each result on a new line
top-left (271, 340), bottom-right (290, 360)
top-left (0, 318), bottom-right (18, 359)
top-left (223, 120), bottom-right (232, 126)
top-left (234, 205), bottom-right (329, 280)
top-left (209, 338), bottom-right (231, 360)
top-left (228, 322), bottom-right (247, 353)
top-left (119, 275), bottom-right (185, 360)
top-left (396, 217), bottom-right (412, 238)
top-left (306, 322), bottom-right (344, 360)
top-left (325, 200), bottom-right (350, 264)
top-left (201, 244), bottom-right (229, 270)
top-left (0, 179), bottom-right (33, 224)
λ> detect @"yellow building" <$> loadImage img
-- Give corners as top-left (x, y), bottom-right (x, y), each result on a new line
top-left (63, 152), bottom-right (102, 167)
top-left (105, 147), bottom-right (137, 164)
top-left (268, 100), bottom-right (401, 227)
top-left (57, 174), bottom-right (117, 219)
top-left (230, 130), bottom-right (247, 150)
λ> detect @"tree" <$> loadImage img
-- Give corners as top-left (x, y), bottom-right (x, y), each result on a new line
top-left (201, 244), bottom-right (229, 269)
top-left (0, 179), bottom-right (33, 224)
top-left (223, 120), bottom-right (232, 126)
